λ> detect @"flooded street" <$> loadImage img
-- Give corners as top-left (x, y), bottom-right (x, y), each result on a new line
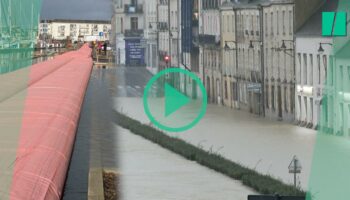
top-left (65, 67), bottom-right (261, 199)
top-left (115, 90), bottom-right (316, 189)
top-left (117, 126), bottom-right (256, 200)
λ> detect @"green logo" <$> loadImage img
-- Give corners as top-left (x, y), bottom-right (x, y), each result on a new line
top-left (143, 68), bottom-right (207, 132)
top-left (322, 12), bottom-right (347, 36)
top-left (164, 83), bottom-right (191, 117)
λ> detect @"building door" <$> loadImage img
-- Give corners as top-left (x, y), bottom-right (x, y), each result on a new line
top-left (278, 85), bottom-right (282, 119)
top-left (216, 79), bottom-right (221, 104)
top-left (206, 77), bottom-right (211, 103)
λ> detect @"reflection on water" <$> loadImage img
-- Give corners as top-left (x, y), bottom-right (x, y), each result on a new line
top-left (0, 49), bottom-right (33, 74)
top-left (0, 49), bottom-right (57, 74)
top-left (63, 68), bottom-right (119, 199)
top-left (115, 97), bottom-right (317, 189)
top-left (117, 126), bottom-right (256, 200)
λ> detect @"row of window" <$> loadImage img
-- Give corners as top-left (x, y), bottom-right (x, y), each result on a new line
top-left (296, 96), bottom-right (316, 124)
top-left (264, 48), bottom-right (293, 81)
top-left (297, 53), bottom-right (328, 86)
top-left (222, 14), bottom-right (235, 33)
top-left (214, 81), bottom-right (295, 113)
top-left (202, 0), bottom-right (220, 10)
top-left (265, 85), bottom-right (294, 113)
top-left (201, 14), bottom-right (220, 35)
top-left (237, 12), bottom-right (260, 37)
top-left (203, 50), bottom-right (220, 69)
top-left (204, 7), bottom-right (293, 38)
top-left (264, 9), bottom-right (293, 37)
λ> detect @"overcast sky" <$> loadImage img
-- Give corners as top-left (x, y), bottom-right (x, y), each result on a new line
top-left (40, 0), bottom-right (113, 21)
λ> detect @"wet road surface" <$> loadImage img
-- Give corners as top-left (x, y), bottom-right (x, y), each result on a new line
top-left (63, 67), bottom-right (119, 199)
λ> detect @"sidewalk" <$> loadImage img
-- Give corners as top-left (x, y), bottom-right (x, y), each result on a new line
top-left (114, 97), bottom-right (316, 189)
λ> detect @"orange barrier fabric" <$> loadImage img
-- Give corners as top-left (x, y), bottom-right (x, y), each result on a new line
top-left (10, 45), bottom-right (93, 200)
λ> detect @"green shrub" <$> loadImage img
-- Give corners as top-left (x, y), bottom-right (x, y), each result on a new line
top-left (114, 111), bottom-right (305, 196)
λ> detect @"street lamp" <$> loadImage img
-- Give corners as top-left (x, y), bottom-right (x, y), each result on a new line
top-left (223, 40), bottom-right (238, 108)
top-left (318, 42), bottom-right (333, 54)
top-left (248, 39), bottom-right (265, 116)
top-left (280, 40), bottom-right (294, 51)
top-left (224, 41), bottom-right (236, 51)
top-left (149, 22), bottom-right (161, 29)
top-left (249, 40), bottom-right (261, 49)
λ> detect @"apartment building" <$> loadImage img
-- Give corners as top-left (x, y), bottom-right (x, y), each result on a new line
top-left (220, 2), bottom-right (237, 108)
top-left (112, 0), bottom-right (145, 66)
top-left (39, 20), bottom-right (111, 42)
top-left (199, 0), bottom-right (224, 104)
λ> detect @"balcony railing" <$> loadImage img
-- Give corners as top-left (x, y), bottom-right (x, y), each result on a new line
top-left (198, 34), bottom-right (220, 46)
top-left (124, 29), bottom-right (144, 37)
top-left (124, 4), bottom-right (143, 14)
top-left (157, 22), bottom-right (168, 31)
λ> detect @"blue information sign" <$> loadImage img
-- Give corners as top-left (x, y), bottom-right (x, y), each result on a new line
top-left (125, 39), bottom-right (145, 66)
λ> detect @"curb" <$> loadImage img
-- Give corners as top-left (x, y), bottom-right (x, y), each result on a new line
top-left (88, 168), bottom-right (105, 200)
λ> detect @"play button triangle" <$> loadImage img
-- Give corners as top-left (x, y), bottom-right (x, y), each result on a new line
top-left (164, 83), bottom-right (190, 117)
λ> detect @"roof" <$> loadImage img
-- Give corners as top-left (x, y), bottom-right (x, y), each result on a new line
top-left (220, 0), bottom-right (294, 9)
top-left (296, 0), bottom-right (339, 37)
top-left (40, 19), bottom-right (111, 24)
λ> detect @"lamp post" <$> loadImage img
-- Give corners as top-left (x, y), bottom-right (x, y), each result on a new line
top-left (272, 39), bottom-right (295, 119)
top-left (277, 39), bottom-right (295, 57)
top-left (148, 21), bottom-right (161, 72)
top-left (318, 42), bottom-right (333, 54)
top-left (249, 39), bottom-right (265, 116)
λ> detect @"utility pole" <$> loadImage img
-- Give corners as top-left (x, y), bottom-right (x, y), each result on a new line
top-left (156, 2), bottom-right (160, 72)
top-left (177, 0), bottom-right (180, 69)
top-left (168, 0), bottom-right (171, 69)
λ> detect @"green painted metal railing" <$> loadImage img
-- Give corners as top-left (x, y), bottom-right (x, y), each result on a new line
top-left (0, 0), bottom-right (41, 74)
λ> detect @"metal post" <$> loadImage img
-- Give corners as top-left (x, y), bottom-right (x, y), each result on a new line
top-left (168, 0), bottom-right (171, 69)
top-left (156, 2), bottom-right (160, 72)
top-left (294, 158), bottom-right (297, 187)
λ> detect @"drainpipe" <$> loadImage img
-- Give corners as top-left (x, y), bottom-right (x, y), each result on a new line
top-left (259, 5), bottom-right (265, 117)
top-left (234, 7), bottom-right (239, 109)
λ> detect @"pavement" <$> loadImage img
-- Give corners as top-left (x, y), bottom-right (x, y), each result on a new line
top-left (113, 67), bottom-right (153, 97)
top-left (63, 67), bottom-right (119, 199)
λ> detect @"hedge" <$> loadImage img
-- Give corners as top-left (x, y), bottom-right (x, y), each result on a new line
top-left (114, 111), bottom-right (305, 196)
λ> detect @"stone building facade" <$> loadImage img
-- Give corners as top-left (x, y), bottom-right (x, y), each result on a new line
top-left (220, 2), bottom-right (237, 108)
top-left (199, 0), bottom-right (224, 104)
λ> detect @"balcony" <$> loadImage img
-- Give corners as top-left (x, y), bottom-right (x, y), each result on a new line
top-left (124, 4), bottom-right (143, 14)
top-left (124, 29), bottom-right (144, 37)
top-left (198, 34), bottom-right (220, 46)
top-left (157, 22), bottom-right (168, 32)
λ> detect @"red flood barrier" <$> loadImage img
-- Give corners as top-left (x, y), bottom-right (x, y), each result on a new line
top-left (9, 45), bottom-right (93, 200)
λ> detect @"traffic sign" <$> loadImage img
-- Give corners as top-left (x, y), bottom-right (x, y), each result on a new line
top-left (247, 83), bottom-right (262, 93)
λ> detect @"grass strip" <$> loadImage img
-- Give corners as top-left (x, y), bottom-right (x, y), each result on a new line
top-left (103, 171), bottom-right (119, 200)
top-left (114, 111), bottom-right (305, 196)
